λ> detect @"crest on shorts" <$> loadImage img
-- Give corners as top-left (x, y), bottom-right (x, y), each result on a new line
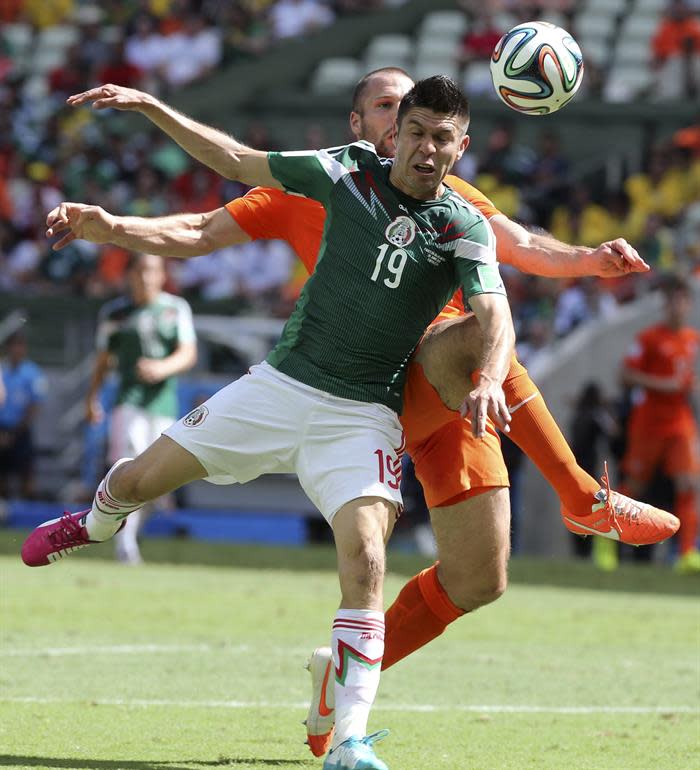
top-left (183, 405), bottom-right (209, 427)
top-left (385, 215), bottom-right (416, 247)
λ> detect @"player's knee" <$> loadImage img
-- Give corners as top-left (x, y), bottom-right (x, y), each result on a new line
top-left (443, 564), bottom-right (508, 611)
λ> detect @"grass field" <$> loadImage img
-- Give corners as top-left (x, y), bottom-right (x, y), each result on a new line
top-left (1, 530), bottom-right (698, 770)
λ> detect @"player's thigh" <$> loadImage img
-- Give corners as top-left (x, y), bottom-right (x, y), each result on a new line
top-left (664, 429), bottom-right (700, 492)
top-left (164, 363), bottom-right (305, 485)
top-left (411, 415), bottom-right (509, 509)
top-left (622, 430), bottom-right (666, 488)
top-left (414, 315), bottom-right (482, 410)
top-left (430, 486), bottom-right (511, 604)
top-left (109, 404), bottom-right (146, 462)
top-left (297, 398), bottom-right (404, 523)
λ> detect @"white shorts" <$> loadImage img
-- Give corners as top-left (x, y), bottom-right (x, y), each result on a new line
top-left (164, 362), bottom-right (405, 522)
top-left (109, 404), bottom-right (174, 463)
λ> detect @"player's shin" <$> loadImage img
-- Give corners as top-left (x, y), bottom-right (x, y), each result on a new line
top-left (85, 458), bottom-right (142, 541)
top-left (382, 564), bottom-right (463, 670)
top-left (331, 610), bottom-right (385, 749)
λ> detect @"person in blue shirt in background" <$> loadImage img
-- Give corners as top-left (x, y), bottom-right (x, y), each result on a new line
top-left (0, 330), bottom-right (48, 500)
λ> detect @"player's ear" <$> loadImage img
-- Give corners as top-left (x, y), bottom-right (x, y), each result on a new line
top-left (456, 133), bottom-right (470, 159)
top-left (349, 111), bottom-right (362, 140)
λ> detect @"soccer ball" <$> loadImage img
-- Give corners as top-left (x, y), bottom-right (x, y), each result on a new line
top-left (490, 21), bottom-right (584, 115)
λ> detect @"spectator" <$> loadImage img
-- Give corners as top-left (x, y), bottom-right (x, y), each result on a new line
top-left (459, 12), bottom-right (504, 65)
top-left (269, 0), bottom-right (335, 40)
top-left (85, 253), bottom-right (197, 563)
top-left (553, 277), bottom-right (617, 337)
top-left (95, 40), bottom-right (145, 90)
top-left (0, 330), bottom-right (48, 499)
top-left (160, 14), bottom-right (222, 89)
top-left (652, 0), bottom-right (700, 99)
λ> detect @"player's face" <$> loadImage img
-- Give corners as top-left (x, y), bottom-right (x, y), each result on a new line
top-left (350, 73), bottom-right (414, 158)
top-left (129, 254), bottom-right (166, 303)
top-left (665, 290), bottom-right (692, 328)
top-left (392, 107), bottom-right (470, 199)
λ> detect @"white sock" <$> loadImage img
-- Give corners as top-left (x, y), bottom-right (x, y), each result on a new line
top-left (85, 459), bottom-right (141, 541)
top-left (331, 609), bottom-right (385, 749)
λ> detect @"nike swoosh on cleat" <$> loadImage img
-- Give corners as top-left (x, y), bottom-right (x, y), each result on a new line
top-left (318, 660), bottom-right (333, 717)
top-left (563, 516), bottom-right (621, 540)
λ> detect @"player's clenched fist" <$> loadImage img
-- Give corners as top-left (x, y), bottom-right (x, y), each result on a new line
top-left (66, 84), bottom-right (154, 112)
top-left (46, 202), bottom-right (115, 250)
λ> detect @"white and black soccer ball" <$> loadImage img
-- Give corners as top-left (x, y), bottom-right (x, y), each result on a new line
top-left (490, 21), bottom-right (584, 115)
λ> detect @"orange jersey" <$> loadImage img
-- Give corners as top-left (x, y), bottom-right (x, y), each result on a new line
top-left (624, 324), bottom-right (700, 435)
top-left (225, 175), bottom-right (502, 327)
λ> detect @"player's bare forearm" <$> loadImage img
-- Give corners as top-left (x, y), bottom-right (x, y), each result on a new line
top-left (47, 205), bottom-right (249, 255)
top-left (67, 85), bottom-right (280, 186)
top-left (139, 343), bottom-right (197, 383)
top-left (622, 366), bottom-right (682, 393)
top-left (491, 215), bottom-right (649, 278)
top-left (464, 293), bottom-right (515, 437)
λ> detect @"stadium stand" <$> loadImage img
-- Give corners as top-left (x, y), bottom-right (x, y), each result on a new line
top-left (1, 0), bottom-right (698, 548)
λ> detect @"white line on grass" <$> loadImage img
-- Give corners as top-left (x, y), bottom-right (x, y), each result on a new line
top-left (0, 643), bottom-right (249, 657)
top-left (2, 696), bottom-right (697, 715)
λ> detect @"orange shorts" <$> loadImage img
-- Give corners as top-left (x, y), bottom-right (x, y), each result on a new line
top-left (622, 422), bottom-right (700, 482)
top-left (400, 359), bottom-right (509, 509)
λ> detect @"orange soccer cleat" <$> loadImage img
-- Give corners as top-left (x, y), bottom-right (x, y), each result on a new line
top-left (562, 463), bottom-right (680, 546)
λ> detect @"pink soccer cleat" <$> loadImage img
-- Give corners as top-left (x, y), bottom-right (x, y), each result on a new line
top-left (21, 510), bottom-right (124, 567)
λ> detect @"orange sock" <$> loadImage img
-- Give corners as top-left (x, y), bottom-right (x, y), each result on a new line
top-left (675, 489), bottom-right (698, 555)
top-left (382, 563), bottom-right (464, 671)
top-left (499, 358), bottom-right (601, 519)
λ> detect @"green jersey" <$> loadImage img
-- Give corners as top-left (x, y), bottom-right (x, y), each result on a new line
top-left (266, 141), bottom-right (506, 413)
top-left (96, 292), bottom-right (196, 416)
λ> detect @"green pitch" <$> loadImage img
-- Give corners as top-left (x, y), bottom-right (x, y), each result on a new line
top-left (1, 531), bottom-right (698, 770)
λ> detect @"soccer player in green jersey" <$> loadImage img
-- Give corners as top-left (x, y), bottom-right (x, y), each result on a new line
top-left (22, 76), bottom-right (515, 770)
top-left (86, 253), bottom-right (197, 563)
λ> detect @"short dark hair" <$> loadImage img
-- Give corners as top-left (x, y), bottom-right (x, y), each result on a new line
top-left (397, 75), bottom-right (470, 129)
top-left (351, 67), bottom-right (412, 113)
top-left (659, 273), bottom-right (691, 298)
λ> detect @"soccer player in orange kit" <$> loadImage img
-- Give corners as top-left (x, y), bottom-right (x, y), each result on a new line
top-left (47, 70), bottom-right (679, 755)
top-left (621, 275), bottom-right (700, 574)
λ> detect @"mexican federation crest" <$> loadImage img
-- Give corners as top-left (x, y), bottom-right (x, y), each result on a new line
top-left (385, 215), bottom-right (416, 247)
top-left (183, 404), bottom-right (209, 427)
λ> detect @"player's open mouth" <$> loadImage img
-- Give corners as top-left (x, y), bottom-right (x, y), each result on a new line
top-left (413, 163), bottom-right (434, 175)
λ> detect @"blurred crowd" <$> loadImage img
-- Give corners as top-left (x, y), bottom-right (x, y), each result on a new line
top-left (1, 0), bottom-right (699, 359)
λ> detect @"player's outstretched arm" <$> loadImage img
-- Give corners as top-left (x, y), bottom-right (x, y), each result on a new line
top-left (461, 293), bottom-right (515, 439)
top-left (46, 203), bottom-right (250, 256)
top-left (67, 84), bottom-right (279, 186)
top-left (490, 215), bottom-right (650, 278)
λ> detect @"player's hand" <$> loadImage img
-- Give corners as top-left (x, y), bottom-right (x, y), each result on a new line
top-left (588, 238), bottom-right (649, 278)
top-left (135, 358), bottom-right (167, 384)
top-left (66, 84), bottom-right (155, 112)
top-left (46, 202), bottom-right (115, 249)
top-left (460, 376), bottom-right (511, 438)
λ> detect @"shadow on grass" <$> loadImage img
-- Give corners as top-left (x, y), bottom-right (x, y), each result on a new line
top-left (1, 529), bottom-right (696, 597)
top-left (0, 755), bottom-right (314, 769)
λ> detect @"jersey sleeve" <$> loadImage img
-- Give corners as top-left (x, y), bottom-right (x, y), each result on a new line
top-left (224, 187), bottom-right (325, 274)
top-left (268, 144), bottom-right (355, 205)
top-left (175, 298), bottom-right (196, 345)
top-left (452, 213), bottom-right (506, 307)
top-left (445, 175), bottom-right (502, 219)
top-left (623, 331), bottom-right (649, 371)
